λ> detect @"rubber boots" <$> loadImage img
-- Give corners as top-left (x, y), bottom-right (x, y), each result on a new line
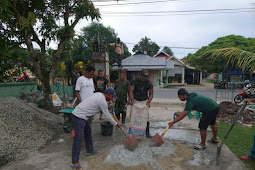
top-left (146, 122), bottom-right (152, 138)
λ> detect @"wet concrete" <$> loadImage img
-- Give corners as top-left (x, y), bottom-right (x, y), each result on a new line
top-left (0, 100), bottom-right (247, 170)
top-left (104, 140), bottom-right (175, 167)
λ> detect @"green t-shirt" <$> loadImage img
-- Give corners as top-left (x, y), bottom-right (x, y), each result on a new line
top-left (115, 79), bottom-right (129, 102)
top-left (130, 78), bottom-right (153, 101)
top-left (94, 77), bottom-right (109, 92)
top-left (184, 93), bottom-right (219, 112)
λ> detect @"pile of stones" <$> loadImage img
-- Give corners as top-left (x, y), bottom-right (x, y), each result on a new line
top-left (0, 97), bottom-right (63, 165)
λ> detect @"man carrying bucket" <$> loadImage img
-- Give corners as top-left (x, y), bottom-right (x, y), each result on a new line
top-left (71, 88), bottom-right (122, 170)
top-left (129, 70), bottom-right (153, 138)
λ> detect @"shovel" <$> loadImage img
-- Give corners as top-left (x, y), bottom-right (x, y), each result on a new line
top-left (113, 114), bottom-right (138, 151)
top-left (150, 123), bottom-right (172, 147)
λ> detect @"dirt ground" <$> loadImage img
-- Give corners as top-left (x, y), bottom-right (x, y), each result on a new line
top-left (218, 101), bottom-right (255, 125)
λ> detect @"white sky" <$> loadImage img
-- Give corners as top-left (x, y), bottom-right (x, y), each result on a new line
top-left (73, 0), bottom-right (255, 59)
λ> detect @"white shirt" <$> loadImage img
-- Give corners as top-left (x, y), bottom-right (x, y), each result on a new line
top-left (72, 93), bottom-right (117, 126)
top-left (75, 76), bottom-right (95, 101)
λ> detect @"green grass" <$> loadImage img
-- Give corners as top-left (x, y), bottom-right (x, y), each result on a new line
top-left (205, 79), bottom-right (215, 84)
top-left (217, 121), bottom-right (255, 170)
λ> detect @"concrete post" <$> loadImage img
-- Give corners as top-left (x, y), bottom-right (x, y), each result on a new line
top-left (200, 71), bottom-right (203, 84)
top-left (182, 67), bottom-right (185, 84)
top-left (165, 70), bottom-right (169, 86)
top-left (157, 69), bottom-right (160, 87)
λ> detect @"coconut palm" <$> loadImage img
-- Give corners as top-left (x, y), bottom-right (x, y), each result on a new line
top-left (206, 47), bottom-right (255, 74)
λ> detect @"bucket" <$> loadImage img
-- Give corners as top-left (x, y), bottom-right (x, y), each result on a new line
top-left (100, 121), bottom-right (113, 136)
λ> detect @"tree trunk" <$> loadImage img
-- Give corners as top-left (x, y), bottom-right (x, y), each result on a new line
top-left (41, 77), bottom-right (53, 111)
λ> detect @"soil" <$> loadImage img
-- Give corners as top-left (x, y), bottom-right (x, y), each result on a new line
top-left (218, 101), bottom-right (255, 125)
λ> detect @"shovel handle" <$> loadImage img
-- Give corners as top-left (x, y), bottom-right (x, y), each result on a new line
top-left (161, 124), bottom-right (171, 137)
top-left (113, 114), bottom-right (130, 139)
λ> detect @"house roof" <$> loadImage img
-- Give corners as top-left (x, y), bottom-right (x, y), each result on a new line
top-left (154, 50), bottom-right (195, 70)
top-left (112, 51), bottom-right (174, 71)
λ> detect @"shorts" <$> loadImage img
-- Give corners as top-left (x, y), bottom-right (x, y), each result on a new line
top-left (198, 107), bottom-right (220, 130)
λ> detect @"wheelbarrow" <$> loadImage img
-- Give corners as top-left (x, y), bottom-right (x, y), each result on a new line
top-left (60, 109), bottom-right (74, 133)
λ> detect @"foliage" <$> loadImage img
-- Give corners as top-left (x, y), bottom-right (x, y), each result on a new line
top-left (163, 46), bottom-right (174, 56)
top-left (72, 22), bottom-right (131, 65)
top-left (206, 48), bottom-right (255, 74)
top-left (185, 35), bottom-right (255, 73)
top-left (217, 122), bottom-right (255, 169)
top-left (0, 0), bottom-right (100, 108)
top-left (132, 36), bottom-right (160, 56)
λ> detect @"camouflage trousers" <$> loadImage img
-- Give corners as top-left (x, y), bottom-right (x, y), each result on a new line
top-left (115, 100), bottom-right (127, 123)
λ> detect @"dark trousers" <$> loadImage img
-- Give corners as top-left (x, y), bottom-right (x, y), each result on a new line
top-left (115, 101), bottom-right (126, 123)
top-left (72, 114), bottom-right (94, 163)
top-left (115, 53), bottom-right (122, 68)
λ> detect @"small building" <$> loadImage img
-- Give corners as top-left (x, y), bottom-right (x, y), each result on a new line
top-left (153, 51), bottom-right (203, 86)
top-left (112, 51), bottom-right (174, 87)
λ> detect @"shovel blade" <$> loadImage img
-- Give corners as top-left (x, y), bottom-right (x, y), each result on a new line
top-left (155, 138), bottom-right (164, 147)
top-left (124, 134), bottom-right (138, 151)
top-left (150, 133), bottom-right (161, 143)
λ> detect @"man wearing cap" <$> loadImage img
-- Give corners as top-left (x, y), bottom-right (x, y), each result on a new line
top-left (71, 88), bottom-right (122, 170)
top-left (129, 70), bottom-right (153, 138)
top-left (114, 71), bottom-right (130, 124)
top-left (168, 88), bottom-right (220, 150)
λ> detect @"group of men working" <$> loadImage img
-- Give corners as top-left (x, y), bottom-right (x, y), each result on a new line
top-left (70, 66), bottom-right (255, 170)
top-left (71, 67), bottom-right (153, 169)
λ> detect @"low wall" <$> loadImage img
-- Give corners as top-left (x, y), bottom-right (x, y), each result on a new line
top-left (0, 82), bottom-right (75, 98)
top-left (0, 82), bottom-right (38, 98)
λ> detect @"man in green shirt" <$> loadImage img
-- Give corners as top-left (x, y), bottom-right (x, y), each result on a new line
top-left (114, 71), bottom-right (130, 123)
top-left (168, 88), bottom-right (220, 150)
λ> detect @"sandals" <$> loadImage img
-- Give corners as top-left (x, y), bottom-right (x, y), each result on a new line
top-left (240, 156), bottom-right (255, 161)
top-left (208, 138), bottom-right (219, 144)
top-left (85, 150), bottom-right (100, 156)
top-left (193, 144), bottom-right (206, 150)
top-left (70, 164), bottom-right (82, 170)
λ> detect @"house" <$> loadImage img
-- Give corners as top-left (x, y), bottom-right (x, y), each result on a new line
top-left (112, 51), bottom-right (174, 87)
top-left (153, 50), bottom-right (203, 86)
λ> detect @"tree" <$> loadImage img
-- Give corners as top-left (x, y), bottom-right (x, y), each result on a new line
top-left (132, 36), bottom-right (160, 56)
top-left (0, 0), bottom-right (100, 109)
top-left (206, 48), bottom-right (255, 74)
top-left (185, 35), bottom-right (255, 73)
top-left (163, 46), bottom-right (174, 56)
top-left (73, 22), bottom-right (130, 65)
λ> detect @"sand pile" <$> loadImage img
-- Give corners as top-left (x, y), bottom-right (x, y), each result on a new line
top-left (0, 97), bottom-right (63, 165)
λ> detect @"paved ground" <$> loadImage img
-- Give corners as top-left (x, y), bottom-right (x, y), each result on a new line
top-left (1, 90), bottom-right (247, 169)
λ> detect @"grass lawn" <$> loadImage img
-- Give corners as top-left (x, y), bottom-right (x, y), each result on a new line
top-left (205, 79), bottom-right (215, 84)
top-left (217, 121), bottom-right (255, 170)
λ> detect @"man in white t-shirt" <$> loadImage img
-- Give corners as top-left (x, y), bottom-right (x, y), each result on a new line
top-left (75, 66), bottom-right (95, 103)
top-left (71, 88), bottom-right (122, 170)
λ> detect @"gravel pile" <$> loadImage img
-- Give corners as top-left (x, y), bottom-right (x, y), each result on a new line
top-left (0, 97), bottom-right (63, 165)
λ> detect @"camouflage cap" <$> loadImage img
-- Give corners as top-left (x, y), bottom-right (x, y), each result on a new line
top-left (141, 69), bottom-right (149, 78)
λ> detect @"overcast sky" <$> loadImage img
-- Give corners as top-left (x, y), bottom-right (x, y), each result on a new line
top-left (74, 0), bottom-right (255, 59)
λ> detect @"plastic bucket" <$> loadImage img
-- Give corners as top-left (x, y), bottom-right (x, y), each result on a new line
top-left (100, 121), bottom-right (113, 136)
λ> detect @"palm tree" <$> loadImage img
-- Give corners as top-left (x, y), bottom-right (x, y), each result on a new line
top-left (206, 47), bottom-right (255, 74)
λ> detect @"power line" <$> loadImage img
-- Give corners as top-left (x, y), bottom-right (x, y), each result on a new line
top-left (101, 10), bottom-right (253, 16)
top-left (101, 7), bottom-right (254, 14)
top-left (124, 42), bottom-right (200, 49)
top-left (94, 0), bottom-right (199, 7)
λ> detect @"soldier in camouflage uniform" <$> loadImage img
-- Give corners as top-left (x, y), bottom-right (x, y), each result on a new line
top-left (114, 71), bottom-right (130, 123)
top-left (129, 70), bottom-right (153, 138)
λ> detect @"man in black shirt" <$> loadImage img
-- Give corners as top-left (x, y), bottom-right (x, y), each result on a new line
top-left (129, 70), bottom-right (153, 137)
top-left (94, 70), bottom-right (110, 119)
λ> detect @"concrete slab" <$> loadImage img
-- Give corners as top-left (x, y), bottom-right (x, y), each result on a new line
top-left (0, 99), bottom-right (247, 170)
top-left (1, 119), bottom-right (247, 170)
